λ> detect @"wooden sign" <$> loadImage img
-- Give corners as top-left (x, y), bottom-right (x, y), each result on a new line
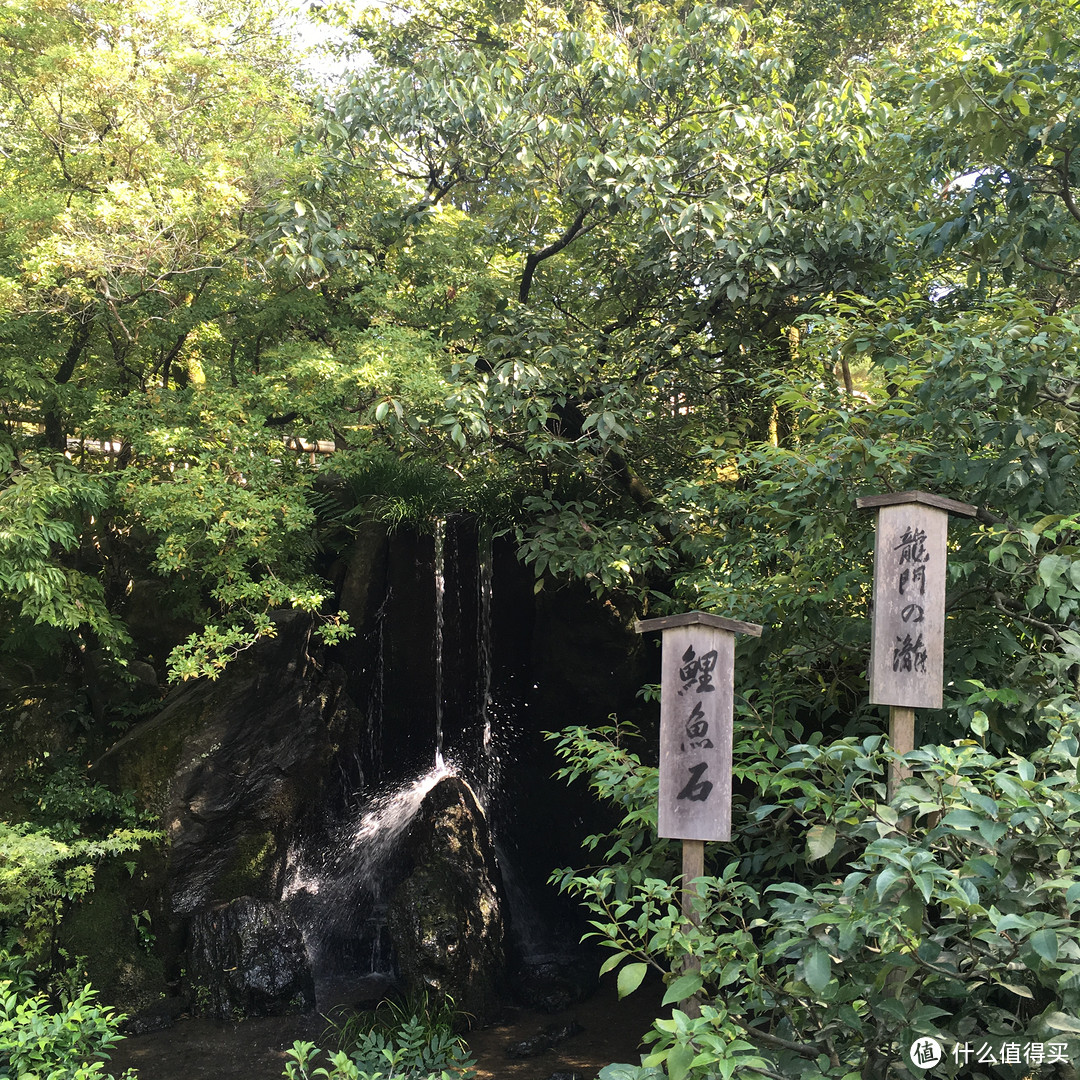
top-left (635, 612), bottom-right (762, 842)
top-left (858, 492), bottom-right (977, 710)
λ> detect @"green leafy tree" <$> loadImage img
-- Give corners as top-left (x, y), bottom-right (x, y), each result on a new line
top-left (276, 0), bottom-right (921, 575)
top-left (270, 0), bottom-right (1080, 745)
top-left (0, 0), bottom-right (358, 679)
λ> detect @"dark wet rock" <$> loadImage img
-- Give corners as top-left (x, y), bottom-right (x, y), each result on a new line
top-left (516, 957), bottom-right (598, 1012)
top-left (121, 996), bottom-right (187, 1035)
top-left (334, 521), bottom-right (390, 642)
top-left (505, 1019), bottom-right (585, 1058)
top-left (95, 611), bottom-right (363, 915)
top-left (387, 775), bottom-right (506, 1022)
top-left (184, 897), bottom-right (314, 1020)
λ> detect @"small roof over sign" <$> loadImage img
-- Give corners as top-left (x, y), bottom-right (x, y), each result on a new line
top-left (855, 490), bottom-right (978, 517)
top-left (635, 611), bottom-right (764, 637)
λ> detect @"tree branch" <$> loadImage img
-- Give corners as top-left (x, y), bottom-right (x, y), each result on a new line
top-left (45, 315), bottom-right (94, 449)
top-left (733, 1018), bottom-right (822, 1060)
top-left (519, 205), bottom-right (599, 304)
top-left (1060, 147), bottom-right (1080, 225)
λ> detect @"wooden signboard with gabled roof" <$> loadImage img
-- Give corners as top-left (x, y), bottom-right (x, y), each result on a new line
top-left (635, 611), bottom-right (763, 841)
top-left (857, 491), bottom-right (977, 798)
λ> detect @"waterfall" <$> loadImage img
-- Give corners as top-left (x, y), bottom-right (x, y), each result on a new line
top-left (349, 759), bottom-right (453, 871)
top-left (278, 519), bottom-right (583, 1007)
top-left (281, 759), bottom-right (457, 1003)
top-left (433, 518), bottom-right (446, 769)
top-left (366, 592), bottom-right (387, 780)
top-left (478, 524), bottom-right (493, 756)
top-left (282, 519), bottom-right (504, 1004)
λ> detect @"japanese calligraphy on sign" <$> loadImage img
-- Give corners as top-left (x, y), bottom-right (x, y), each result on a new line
top-left (859, 492), bottom-right (977, 710)
top-left (636, 612), bottom-right (763, 842)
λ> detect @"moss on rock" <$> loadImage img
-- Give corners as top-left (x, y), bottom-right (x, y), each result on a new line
top-left (211, 830), bottom-right (278, 904)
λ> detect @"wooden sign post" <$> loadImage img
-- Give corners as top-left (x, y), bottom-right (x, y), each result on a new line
top-left (635, 611), bottom-right (763, 1013)
top-left (857, 492), bottom-right (977, 799)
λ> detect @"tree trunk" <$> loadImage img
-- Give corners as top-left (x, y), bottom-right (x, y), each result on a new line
top-left (44, 317), bottom-right (93, 450)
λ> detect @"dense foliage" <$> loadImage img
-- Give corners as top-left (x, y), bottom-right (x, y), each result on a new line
top-left (550, 716), bottom-right (1080, 1078)
top-left (1, 954), bottom-right (133, 1080)
top-left (285, 995), bottom-right (476, 1080)
top-left (2, 0), bottom-right (1078, 722)
top-left (3, 0), bottom-right (1080, 1073)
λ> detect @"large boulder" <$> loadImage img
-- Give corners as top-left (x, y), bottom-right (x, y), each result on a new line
top-left (388, 775), bottom-right (506, 1022)
top-left (95, 611), bottom-right (363, 915)
top-left (184, 896), bottom-right (315, 1020)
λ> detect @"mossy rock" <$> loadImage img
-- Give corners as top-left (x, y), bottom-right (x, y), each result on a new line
top-left (387, 775), bottom-right (506, 1022)
top-left (57, 857), bottom-right (170, 1015)
top-left (211, 830), bottom-right (278, 903)
top-left (94, 612), bottom-right (363, 915)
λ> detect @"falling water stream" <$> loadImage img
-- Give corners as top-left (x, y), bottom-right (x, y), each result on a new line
top-left (100, 515), bottom-right (622, 1080)
top-left (281, 518), bottom-right (514, 1006)
top-left (476, 524), bottom-right (498, 801)
top-left (281, 758), bottom-right (458, 1004)
top-left (433, 519), bottom-right (446, 770)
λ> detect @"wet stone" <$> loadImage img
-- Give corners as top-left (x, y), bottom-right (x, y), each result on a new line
top-left (121, 997), bottom-right (187, 1036)
top-left (184, 896), bottom-right (314, 1021)
top-left (387, 774), bottom-right (506, 1022)
top-left (505, 1019), bottom-right (585, 1058)
top-left (516, 957), bottom-right (597, 1013)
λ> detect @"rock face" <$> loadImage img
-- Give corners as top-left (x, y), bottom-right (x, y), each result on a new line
top-left (388, 775), bottom-right (506, 1022)
top-left (184, 897), bottom-right (315, 1019)
top-left (95, 612), bottom-right (362, 915)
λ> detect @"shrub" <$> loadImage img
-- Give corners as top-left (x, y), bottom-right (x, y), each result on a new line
top-left (285, 995), bottom-right (476, 1080)
top-left (0, 952), bottom-right (134, 1080)
top-left (0, 821), bottom-right (158, 970)
top-left (549, 716), bottom-right (1080, 1079)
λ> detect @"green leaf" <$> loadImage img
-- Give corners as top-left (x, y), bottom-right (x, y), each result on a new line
top-left (1030, 928), bottom-right (1059, 963)
top-left (666, 1043), bottom-right (695, 1080)
top-left (804, 946), bottom-right (832, 993)
top-left (617, 962), bottom-right (649, 999)
top-left (941, 809), bottom-right (983, 829)
top-left (662, 972), bottom-right (703, 1007)
top-left (1039, 554), bottom-right (1069, 588)
top-left (806, 824), bottom-right (836, 861)
top-left (599, 952), bottom-right (625, 977)
top-left (996, 913), bottom-right (1036, 935)
top-left (1044, 1012), bottom-right (1080, 1033)
top-left (599, 1065), bottom-right (664, 1080)
top-left (875, 866), bottom-right (905, 900)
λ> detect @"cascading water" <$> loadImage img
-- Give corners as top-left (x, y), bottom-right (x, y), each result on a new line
top-left (279, 517), bottom-right (595, 1013)
top-left (282, 758), bottom-right (455, 1004)
top-left (433, 518), bottom-right (446, 770)
top-left (281, 519), bottom-right (519, 1007)
top-left (475, 524), bottom-right (498, 800)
